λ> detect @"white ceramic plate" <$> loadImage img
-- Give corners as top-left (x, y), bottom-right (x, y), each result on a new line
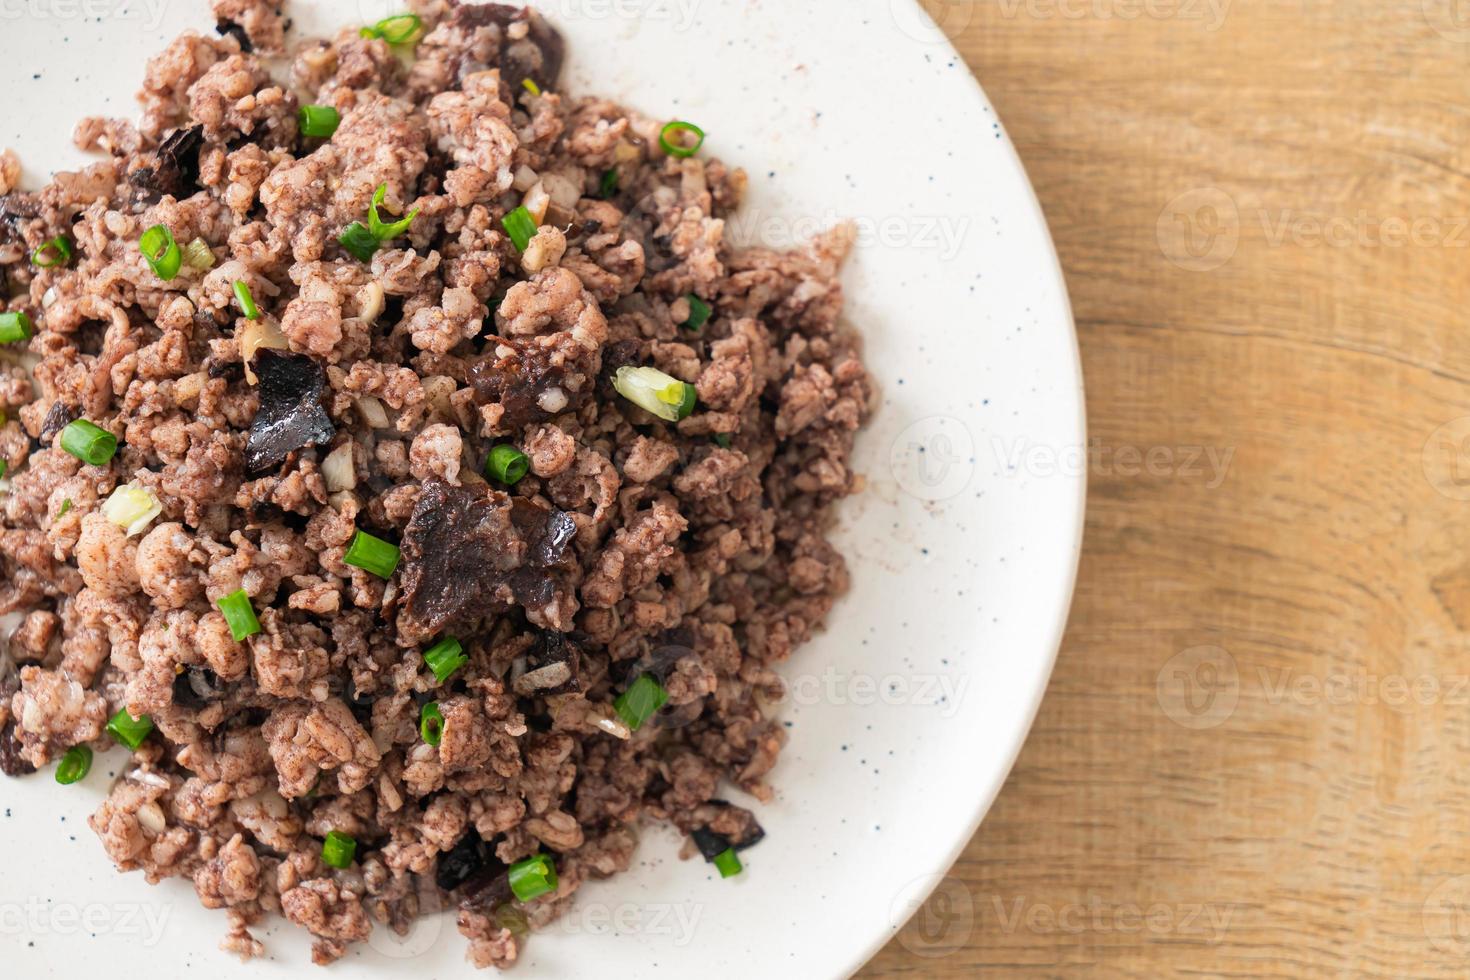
top-left (0, 1), bottom-right (1084, 976)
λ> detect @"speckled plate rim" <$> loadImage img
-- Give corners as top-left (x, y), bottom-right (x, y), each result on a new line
top-left (0, 1), bottom-right (1087, 977)
top-left (834, 4), bottom-right (1085, 973)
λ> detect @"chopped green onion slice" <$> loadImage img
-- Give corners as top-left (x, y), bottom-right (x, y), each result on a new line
top-left (599, 168), bottom-right (620, 199)
top-left (501, 206), bottom-right (537, 252)
top-left (31, 235), bottom-right (72, 268)
top-left (343, 529), bottom-right (400, 578)
top-left (522, 78), bottom-right (542, 96)
top-left (139, 224), bottom-right (182, 280)
top-left (423, 636), bottom-right (467, 684)
top-left (339, 221), bottom-right (381, 262)
top-left (107, 708), bottom-right (153, 750)
top-left (233, 280), bottom-right (261, 320)
top-left (101, 482), bottom-right (161, 537)
top-left (322, 830), bottom-right (357, 869)
top-left (612, 366), bottom-right (696, 423)
top-left (361, 13), bottom-right (422, 44)
top-left (55, 745), bottom-right (92, 785)
top-left (59, 419), bottom-right (117, 466)
top-left (508, 853), bottom-right (559, 902)
top-left (217, 588), bottom-right (261, 641)
top-left (681, 294), bottom-right (712, 331)
top-left (298, 104), bottom-right (341, 138)
top-left (486, 444), bottom-right (530, 485)
top-left (420, 701), bottom-right (444, 746)
top-left (675, 383), bottom-right (697, 421)
top-left (0, 460), bottom-right (7, 480)
top-left (59, 498), bottom-right (72, 516)
top-left (713, 433), bottom-right (733, 449)
top-left (367, 182), bottom-right (419, 242)
top-left (0, 311), bottom-right (33, 344)
top-left (181, 237), bottom-right (215, 270)
top-left (659, 121), bottom-right (706, 159)
top-left (713, 847), bottom-right (743, 878)
top-left (613, 673), bottom-right (669, 731)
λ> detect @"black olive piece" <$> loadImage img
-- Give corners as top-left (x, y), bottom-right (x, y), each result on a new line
top-left (437, 832), bottom-right (508, 892)
top-left (173, 665), bottom-right (229, 709)
top-left (244, 349), bottom-right (335, 473)
top-left (396, 481), bottom-right (578, 640)
top-left (0, 721), bottom-right (33, 777)
top-left (38, 400), bottom-right (77, 443)
top-left (215, 19), bottom-right (253, 52)
top-left (691, 827), bottom-right (733, 862)
top-left (129, 125), bottom-right (204, 202)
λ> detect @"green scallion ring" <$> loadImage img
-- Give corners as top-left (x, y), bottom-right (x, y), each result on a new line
top-left (420, 701), bottom-right (444, 746)
top-left (507, 853), bottom-right (559, 902)
top-left (0, 460), bottom-right (7, 480)
top-left (0, 311), bottom-right (33, 345)
top-left (659, 120), bottom-right (706, 159)
top-left (340, 221), bottom-right (381, 263)
top-left (599, 167), bottom-right (620, 200)
top-left (522, 78), bottom-right (542, 96)
top-left (59, 419), bottom-right (117, 466)
top-left (501, 206), bottom-right (537, 252)
top-left (713, 433), bottom-right (733, 449)
top-left (322, 830), bottom-right (357, 869)
top-left (217, 588), bottom-right (261, 641)
top-left (675, 383), bottom-right (697, 421)
top-left (486, 444), bottom-right (530, 485)
top-left (298, 104), bottom-right (341, 139)
top-left (233, 280), bottom-right (261, 320)
top-left (613, 673), bottom-right (669, 732)
top-left (366, 182), bottom-right (419, 242)
top-left (681, 294), bottom-right (712, 332)
top-left (139, 224), bottom-right (182, 280)
top-left (55, 745), bottom-right (92, 784)
top-left (361, 13), bottom-right (422, 44)
top-left (31, 235), bottom-right (72, 268)
top-left (712, 847), bottom-right (743, 878)
top-left (423, 636), bottom-right (467, 685)
top-left (106, 708), bottom-right (154, 751)
top-left (343, 528), bottom-right (401, 579)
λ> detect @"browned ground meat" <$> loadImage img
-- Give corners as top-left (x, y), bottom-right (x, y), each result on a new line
top-left (0, 0), bottom-right (873, 970)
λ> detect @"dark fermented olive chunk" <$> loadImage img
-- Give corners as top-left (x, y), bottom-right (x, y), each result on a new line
top-left (244, 350), bottom-right (335, 473)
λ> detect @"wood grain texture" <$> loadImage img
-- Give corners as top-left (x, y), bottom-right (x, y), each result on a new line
top-left (859, 0), bottom-right (1470, 975)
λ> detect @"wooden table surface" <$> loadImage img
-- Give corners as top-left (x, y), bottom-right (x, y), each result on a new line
top-left (860, 0), bottom-right (1470, 976)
